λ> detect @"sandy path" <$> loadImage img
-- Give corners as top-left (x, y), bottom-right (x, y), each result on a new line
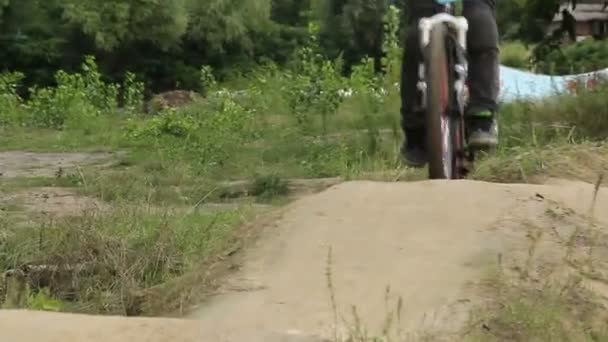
top-left (1, 180), bottom-right (606, 341)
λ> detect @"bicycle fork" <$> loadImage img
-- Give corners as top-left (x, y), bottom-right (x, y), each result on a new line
top-left (415, 13), bottom-right (469, 114)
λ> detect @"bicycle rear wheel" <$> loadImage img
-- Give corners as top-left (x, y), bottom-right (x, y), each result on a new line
top-left (424, 24), bottom-right (457, 179)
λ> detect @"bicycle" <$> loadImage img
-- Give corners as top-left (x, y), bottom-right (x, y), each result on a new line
top-left (415, 0), bottom-right (474, 179)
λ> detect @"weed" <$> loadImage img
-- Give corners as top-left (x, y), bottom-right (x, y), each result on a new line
top-left (500, 41), bottom-right (531, 70)
top-left (27, 288), bottom-right (64, 312)
top-left (249, 174), bottom-right (289, 200)
top-left (0, 205), bottom-right (247, 315)
top-left (464, 179), bottom-right (608, 342)
top-left (200, 65), bottom-right (218, 96)
top-left (121, 72), bottom-right (145, 115)
top-left (473, 142), bottom-right (608, 184)
top-left (0, 72), bottom-right (25, 125)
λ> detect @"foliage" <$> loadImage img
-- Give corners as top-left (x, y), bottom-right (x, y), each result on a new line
top-left (126, 109), bottom-right (199, 139)
top-left (284, 22), bottom-right (348, 132)
top-left (121, 72), bottom-right (145, 114)
top-left (199, 65), bottom-right (217, 96)
top-left (0, 72), bottom-right (25, 125)
top-left (27, 288), bottom-right (64, 312)
top-left (500, 41), bottom-right (531, 70)
top-left (313, 0), bottom-right (393, 69)
top-left (536, 38), bottom-right (608, 74)
top-left (61, 0), bottom-right (189, 51)
top-left (250, 173), bottom-right (289, 200)
top-left (0, 207), bottom-right (244, 315)
top-left (0, 0), bottom-right (411, 91)
top-left (21, 57), bottom-right (118, 129)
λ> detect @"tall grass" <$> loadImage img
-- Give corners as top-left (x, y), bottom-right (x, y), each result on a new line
top-left (0, 205), bottom-right (247, 315)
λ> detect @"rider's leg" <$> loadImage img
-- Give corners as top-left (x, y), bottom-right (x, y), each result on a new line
top-left (463, 0), bottom-right (500, 147)
top-left (400, 2), bottom-right (435, 167)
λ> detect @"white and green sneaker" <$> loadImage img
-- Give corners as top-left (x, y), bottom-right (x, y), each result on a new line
top-left (467, 110), bottom-right (498, 148)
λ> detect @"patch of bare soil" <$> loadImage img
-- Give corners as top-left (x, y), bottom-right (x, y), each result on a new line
top-left (0, 151), bottom-right (118, 178)
top-left (1, 187), bottom-right (106, 217)
top-left (0, 310), bottom-right (328, 342)
top-left (1, 180), bottom-right (607, 342)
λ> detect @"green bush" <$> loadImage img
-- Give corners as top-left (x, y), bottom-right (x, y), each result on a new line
top-left (536, 39), bottom-right (608, 75)
top-left (26, 72), bottom-right (98, 129)
top-left (284, 23), bottom-right (349, 133)
top-left (0, 57), bottom-right (150, 130)
top-left (125, 91), bottom-right (256, 173)
top-left (0, 72), bottom-right (25, 125)
top-left (17, 57), bottom-right (119, 129)
top-left (500, 41), bottom-right (531, 70)
top-left (126, 109), bottom-right (199, 139)
top-left (122, 72), bottom-right (145, 114)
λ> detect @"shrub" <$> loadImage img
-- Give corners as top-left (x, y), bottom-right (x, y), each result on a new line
top-left (536, 38), bottom-right (608, 75)
top-left (500, 41), bottom-right (531, 70)
top-left (126, 109), bottom-right (199, 139)
top-left (0, 72), bottom-right (25, 125)
top-left (121, 72), bottom-right (145, 114)
top-left (23, 57), bottom-right (119, 129)
top-left (284, 22), bottom-right (348, 133)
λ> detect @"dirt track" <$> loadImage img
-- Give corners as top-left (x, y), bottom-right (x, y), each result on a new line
top-left (1, 179), bottom-right (607, 341)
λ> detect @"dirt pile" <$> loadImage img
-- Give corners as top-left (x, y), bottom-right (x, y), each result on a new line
top-left (0, 180), bottom-right (606, 341)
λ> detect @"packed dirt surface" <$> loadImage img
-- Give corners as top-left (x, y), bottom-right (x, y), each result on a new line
top-left (1, 179), bottom-right (607, 341)
top-left (0, 151), bottom-right (118, 178)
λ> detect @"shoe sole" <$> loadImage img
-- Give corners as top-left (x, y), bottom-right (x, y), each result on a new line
top-left (402, 155), bottom-right (428, 168)
top-left (468, 136), bottom-right (498, 148)
top-left (405, 160), bottom-right (427, 168)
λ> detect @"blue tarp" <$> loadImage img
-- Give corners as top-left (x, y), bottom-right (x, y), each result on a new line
top-left (499, 65), bottom-right (608, 102)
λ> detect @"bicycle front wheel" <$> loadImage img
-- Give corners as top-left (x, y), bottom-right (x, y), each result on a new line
top-left (424, 24), bottom-right (456, 179)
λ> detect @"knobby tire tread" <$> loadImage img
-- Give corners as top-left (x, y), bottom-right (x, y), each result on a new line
top-left (425, 24), bottom-right (454, 179)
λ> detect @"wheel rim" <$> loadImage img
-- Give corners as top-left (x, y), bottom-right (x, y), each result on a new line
top-left (440, 115), bottom-right (452, 178)
top-left (439, 59), bottom-right (453, 178)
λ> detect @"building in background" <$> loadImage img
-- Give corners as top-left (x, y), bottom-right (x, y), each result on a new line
top-left (550, 2), bottom-right (608, 41)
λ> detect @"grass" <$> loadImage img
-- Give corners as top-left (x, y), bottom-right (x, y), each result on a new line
top-left (465, 268), bottom-right (608, 341)
top-left (465, 183), bottom-right (608, 341)
top-left (471, 80), bottom-right (608, 184)
top-left (0, 203), bottom-right (251, 315)
top-left (500, 41), bottom-right (532, 70)
top-left (472, 142), bottom-right (608, 184)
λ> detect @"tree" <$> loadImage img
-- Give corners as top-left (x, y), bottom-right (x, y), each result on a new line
top-left (0, 0), bottom-right (75, 85)
top-left (61, 0), bottom-right (189, 51)
top-left (313, 0), bottom-right (392, 70)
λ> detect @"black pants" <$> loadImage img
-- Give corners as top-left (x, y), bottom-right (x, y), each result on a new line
top-left (401, 0), bottom-right (499, 131)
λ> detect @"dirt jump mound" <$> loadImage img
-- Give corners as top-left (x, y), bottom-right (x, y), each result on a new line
top-left (1, 180), bottom-right (607, 342)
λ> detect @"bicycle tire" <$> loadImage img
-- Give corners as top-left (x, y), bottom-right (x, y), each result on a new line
top-left (424, 24), bottom-right (456, 179)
